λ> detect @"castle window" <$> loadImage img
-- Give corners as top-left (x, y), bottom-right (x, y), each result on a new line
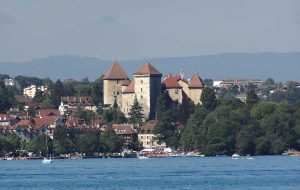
top-left (117, 92), bottom-right (119, 95)
top-left (141, 80), bottom-right (143, 84)
top-left (141, 88), bottom-right (143, 92)
top-left (114, 91), bottom-right (115, 95)
top-left (117, 80), bottom-right (119, 84)
top-left (141, 95), bottom-right (143, 99)
top-left (175, 89), bottom-right (179, 94)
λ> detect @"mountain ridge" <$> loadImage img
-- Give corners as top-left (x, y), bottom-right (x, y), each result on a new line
top-left (0, 52), bottom-right (299, 82)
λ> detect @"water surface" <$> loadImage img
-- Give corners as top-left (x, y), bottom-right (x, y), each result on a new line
top-left (0, 156), bottom-right (299, 189)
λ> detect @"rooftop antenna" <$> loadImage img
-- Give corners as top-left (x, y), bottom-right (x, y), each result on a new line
top-left (180, 68), bottom-right (184, 79)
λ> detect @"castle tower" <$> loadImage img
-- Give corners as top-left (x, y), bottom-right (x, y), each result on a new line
top-left (188, 73), bottom-right (204, 105)
top-left (103, 61), bottom-right (129, 107)
top-left (133, 62), bottom-right (162, 119)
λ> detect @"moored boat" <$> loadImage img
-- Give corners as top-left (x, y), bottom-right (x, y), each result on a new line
top-left (232, 153), bottom-right (240, 159)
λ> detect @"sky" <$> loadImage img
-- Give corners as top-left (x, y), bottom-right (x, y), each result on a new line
top-left (0, 0), bottom-right (300, 62)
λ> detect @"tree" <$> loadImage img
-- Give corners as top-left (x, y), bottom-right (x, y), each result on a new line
top-left (91, 76), bottom-right (103, 107)
top-left (201, 87), bottom-right (217, 111)
top-left (155, 90), bottom-right (173, 120)
top-left (53, 125), bottom-right (76, 154)
top-left (76, 129), bottom-right (100, 154)
top-left (181, 106), bottom-right (208, 151)
top-left (128, 97), bottom-right (144, 124)
top-left (154, 90), bottom-right (178, 148)
top-left (27, 134), bottom-right (53, 156)
top-left (264, 78), bottom-right (275, 86)
top-left (49, 79), bottom-right (65, 108)
top-left (246, 89), bottom-right (259, 107)
top-left (0, 81), bottom-right (16, 113)
top-left (99, 127), bottom-right (123, 153)
top-left (236, 123), bottom-right (261, 155)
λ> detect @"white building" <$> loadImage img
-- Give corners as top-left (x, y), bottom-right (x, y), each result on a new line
top-left (23, 85), bottom-right (47, 98)
top-left (4, 78), bottom-right (15, 86)
top-left (59, 96), bottom-right (97, 115)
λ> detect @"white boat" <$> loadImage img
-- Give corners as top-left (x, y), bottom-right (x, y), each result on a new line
top-left (42, 157), bottom-right (52, 164)
top-left (6, 157), bottom-right (14, 160)
top-left (137, 155), bottom-right (149, 159)
top-left (42, 134), bottom-right (52, 164)
top-left (232, 153), bottom-right (240, 159)
top-left (246, 154), bottom-right (254, 160)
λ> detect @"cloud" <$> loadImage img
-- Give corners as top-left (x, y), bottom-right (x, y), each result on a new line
top-left (96, 16), bottom-right (120, 26)
top-left (0, 12), bottom-right (15, 28)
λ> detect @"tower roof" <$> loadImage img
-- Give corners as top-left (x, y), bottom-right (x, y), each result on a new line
top-left (133, 62), bottom-right (162, 76)
top-left (163, 75), bottom-right (182, 89)
top-left (189, 73), bottom-right (204, 88)
top-left (103, 61), bottom-right (129, 80)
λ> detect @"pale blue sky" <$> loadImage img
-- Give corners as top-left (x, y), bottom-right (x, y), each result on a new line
top-left (0, 0), bottom-right (299, 62)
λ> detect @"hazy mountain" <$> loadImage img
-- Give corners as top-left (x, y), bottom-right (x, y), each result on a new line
top-left (0, 52), bottom-right (299, 82)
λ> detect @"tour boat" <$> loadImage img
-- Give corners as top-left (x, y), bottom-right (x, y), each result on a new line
top-left (232, 153), bottom-right (240, 159)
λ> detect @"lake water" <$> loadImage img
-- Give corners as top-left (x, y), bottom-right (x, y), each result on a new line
top-left (0, 156), bottom-right (299, 190)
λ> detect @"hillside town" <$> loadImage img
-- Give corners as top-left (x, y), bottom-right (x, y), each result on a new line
top-left (0, 61), bottom-right (300, 159)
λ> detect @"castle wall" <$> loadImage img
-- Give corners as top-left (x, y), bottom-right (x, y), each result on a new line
top-left (167, 88), bottom-right (183, 104)
top-left (134, 75), bottom-right (151, 119)
top-left (121, 93), bottom-right (135, 117)
top-left (189, 88), bottom-right (203, 105)
top-left (103, 79), bottom-right (123, 107)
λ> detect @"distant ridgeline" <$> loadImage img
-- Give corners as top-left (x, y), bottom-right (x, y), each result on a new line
top-left (0, 52), bottom-right (300, 81)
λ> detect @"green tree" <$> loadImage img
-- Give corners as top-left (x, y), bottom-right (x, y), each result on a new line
top-left (53, 125), bottom-right (76, 154)
top-left (27, 134), bottom-right (53, 156)
top-left (128, 97), bottom-right (144, 124)
top-left (246, 89), bottom-right (259, 107)
top-left (91, 76), bottom-right (103, 107)
top-left (181, 106), bottom-right (208, 151)
top-left (76, 129), bottom-right (100, 154)
top-left (201, 87), bottom-right (217, 111)
top-left (99, 127), bottom-right (123, 153)
top-left (0, 81), bottom-right (16, 113)
top-left (236, 123), bottom-right (261, 155)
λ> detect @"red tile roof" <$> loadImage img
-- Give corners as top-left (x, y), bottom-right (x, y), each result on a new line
top-left (33, 116), bottom-right (57, 129)
top-left (112, 124), bottom-right (137, 135)
top-left (38, 109), bottom-right (60, 117)
top-left (16, 119), bottom-right (33, 127)
top-left (189, 73), bottom-right (204, 88)
top-left (163, 75), bottom-right (182, 89)
top-left (103, 62), bottom-right (129, 80)
top-left (123, 80), bottom-right (135, 93)
top-left (133, 62), bottom-right (162, 76)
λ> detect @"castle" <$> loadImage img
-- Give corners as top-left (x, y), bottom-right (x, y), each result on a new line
top-left (103, 62), bottom-right (204, 119)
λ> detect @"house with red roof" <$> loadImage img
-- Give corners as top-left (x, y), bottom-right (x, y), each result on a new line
top-left (112, 124), bottom-right (138, 145)
top-left (136, 120), bottom-right (166, 148)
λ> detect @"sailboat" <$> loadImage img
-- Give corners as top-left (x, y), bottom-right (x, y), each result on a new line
top-left (42, 134), bottom-right (52, 164)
